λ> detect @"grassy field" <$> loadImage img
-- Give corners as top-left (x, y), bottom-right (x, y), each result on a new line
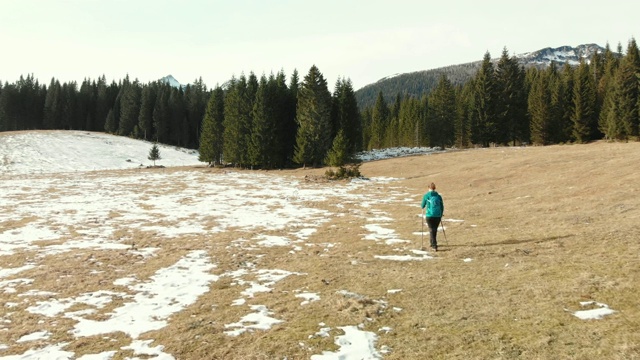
top-left (1, 140), bottom-right (639, 359)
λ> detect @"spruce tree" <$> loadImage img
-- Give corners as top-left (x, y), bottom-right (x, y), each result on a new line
top-left (528, 69), bottom-right (553, 145)
top-left (495, 48), bottom-right (529, 145)
top-left (331, 78), bottom-right (362, 153)
top-left (78, 79), bottom-right (96, 131)
top-left (248, 75), bottom-right (277, 168)
top-left (397, 96), bottom-right (422, 147)
top-left (293, 65), bottom-right (332, 167)
top-left (609, 60), bottom-right (638, 139)
top-left (198, 86), bottom-right (225, 166)
top-left (470, 52), bottom-right (496, 146)
top-left (369, 91), bottom-right (389, 150)
top-left (223, 75), bottom-right (252, 167)
top-left (148, 143), bottom-right (161, 166)
top-left (118, 77), bottom-right (141, 137)
top-left (153, 85), bottom-right (171, 143)
top-left (559, 63), bottom-right (576, 142)
top-left (547, 63), bottom-right (570, 144)
top-left (571, 61), bottom-right (598, 142)
top-left (325, 129), bottom-right (349, 167)
top-left (185, 77), bottom-right (207, 148)
top-left (168, 87), bottom-right (187, 147)
top-left (95, 76), bottom-right (109, 132)
top-left (0, 83), bottom-right (17, 131)
top-left (455, 83), bottom-right (472, 148)
top-left (598, 44), bottom-right (620, 138)
top-left (43, 78), bottom-right (63, 130)
top-left (138, 84), bottom-right (156, 140)
top-left (272, 70), bottom-right (295, 168)
top-left (612, 39), bottom-right (640, 138)
top-left (427, 74), bottom-right (456, 149)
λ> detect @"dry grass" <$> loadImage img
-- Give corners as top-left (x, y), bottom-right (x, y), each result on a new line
top-left (2, 141), bottom-right (640, 359)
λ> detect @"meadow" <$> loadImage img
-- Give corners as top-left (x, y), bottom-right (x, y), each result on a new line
top-left (1, 132), bottom-right (639, 359)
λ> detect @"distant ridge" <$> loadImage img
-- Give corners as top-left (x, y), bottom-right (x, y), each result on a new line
top-left (355, 43), bottom-right (609, 109)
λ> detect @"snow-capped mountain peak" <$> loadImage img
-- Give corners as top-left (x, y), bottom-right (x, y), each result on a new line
top-left (160, 75), bottom-right (182, 88)
top-left (516, 44), bottom-right (606, 66)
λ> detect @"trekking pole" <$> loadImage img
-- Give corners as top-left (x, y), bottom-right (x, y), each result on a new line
top-left (420, 211), bottom-right (424, 250)
top-left (441, 218), bottom-right (448, 246)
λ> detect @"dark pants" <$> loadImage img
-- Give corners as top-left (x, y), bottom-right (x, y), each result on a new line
top-left (426, 217), bottom-right (441, 249)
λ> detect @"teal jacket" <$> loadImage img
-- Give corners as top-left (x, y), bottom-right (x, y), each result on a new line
top-left (421, 190), bottom-right (444, 218)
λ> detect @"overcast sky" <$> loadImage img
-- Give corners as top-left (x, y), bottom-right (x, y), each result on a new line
top-left (1, 0), bottom-right (638, 90)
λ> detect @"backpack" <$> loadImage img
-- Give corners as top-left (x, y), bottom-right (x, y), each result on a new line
top-left (428, 194), bottom-right (443, 217)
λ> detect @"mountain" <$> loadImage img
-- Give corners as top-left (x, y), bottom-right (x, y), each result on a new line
top-left (160, 74), bottom-right (183, 88)
top-left (355, 44), bottom-right (608, 109)
top-left (517, 43), bottom-right (605, 68)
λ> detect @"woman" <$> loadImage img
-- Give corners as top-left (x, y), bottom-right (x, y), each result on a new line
top-left (421, 182), bottom-right (444, 251)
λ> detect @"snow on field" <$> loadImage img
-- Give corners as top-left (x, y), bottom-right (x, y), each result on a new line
top-left (0, 131), bottom-right (449, 359)
top-left (6, 131), bottom-right (608, 359)
top-left (0, 131), bottom-right (200, 175)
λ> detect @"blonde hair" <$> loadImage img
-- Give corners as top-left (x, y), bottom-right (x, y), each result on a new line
top-left (429, 182), bottom-right (436, 190)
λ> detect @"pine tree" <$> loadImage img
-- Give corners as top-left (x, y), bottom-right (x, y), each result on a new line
top-left (137, 84), bottom-right (156, 140)
top-left (148, 143), bottom-right (161, 166)
top-left (426, 74), bottom-right (456, 149)
top-left (369, 91), bottom-right (389, 150)
top-left (470, 52), bottom-right (496, 146)
top-left (118, 76), bottom-right (141, 137)
top-left (559, 63), bottom-right (576, 142)
top-left (0, 83), bottom-right (17, 131)
top-left (331, 77), bottom-right (362, 153)
top-left (248, 75), bottom-right (277, 168)
top-left (272, 70), bottom-right (295, 168)
top-left (105, 82), bottom-right (122, 134)
top-left (495, 48), bottom-right (529, 145)
top-left (397, 96), bottom-right (422, 147)
top-left (95, 76), bottom-right (109, 132)
top-left (43, 78), bottom-right (63, 130)
top-left (325, 129), bottom-right (349, 167)
top-left (198, 86), bottom-right (225, 166)
top-left (612, 39), bottom-right (640, 138)
top-left (168, 87), bottom-right (187, 147)
top-left (455, 83), bottom-right (472, 148)
top-left (361, 106), bottom-right (372, 150)
top-left (153, 85), bottom-right (171, 142)
top-left (78, 79), bottom-right (96, 131)
top-left (293, 65), bottom-right (332, 167)
top-left (571, 61), bottom-right (598, 143)
top-left (275, 69), bottom-right (299, 167)
top-left (609, 60), bottom-right (638, 139)
top-left (185, 77), bottom-right (207, 148)
top-left (223, 75), bottom-right (252, 167)
top-left (528, 68), bottom-right (553, 145)
top-left (598, 44), bottom-right (620, 138)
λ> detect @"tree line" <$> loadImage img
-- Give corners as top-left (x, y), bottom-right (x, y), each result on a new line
top-left (1, 38), bottom-right (639, 169)
top-left (0, 66), bottom-right (361, 169)
top-left (0, 74), bottom-right (208, 149)
top-left (360, 38), bottom-right (640, 149)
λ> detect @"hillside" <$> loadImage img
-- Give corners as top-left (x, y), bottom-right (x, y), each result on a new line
top-left (0, 130), bottom-right (202, 175)
top-left (1, 133), bottom-right (639, 359)
top-left (355, 43), bottom-right (607, 108)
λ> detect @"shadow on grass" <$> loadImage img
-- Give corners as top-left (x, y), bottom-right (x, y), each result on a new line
top-left (444, 234), bottom-right (574, 247)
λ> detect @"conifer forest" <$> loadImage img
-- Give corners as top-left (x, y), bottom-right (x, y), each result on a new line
top-left (1, 38), bottom-right (639, 169)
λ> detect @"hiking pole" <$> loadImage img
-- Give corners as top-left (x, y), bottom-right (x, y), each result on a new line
top-left (440, 218), bottom-right (448, 246)
top-left (420, 211), bottom-right (424, 250)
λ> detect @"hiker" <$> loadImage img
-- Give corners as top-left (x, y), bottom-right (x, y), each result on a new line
top-left (421, 182), bottom-right (444, 251)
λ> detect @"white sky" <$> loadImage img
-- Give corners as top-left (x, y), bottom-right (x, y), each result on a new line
top-left (1, 0), bottom-right (638, 90)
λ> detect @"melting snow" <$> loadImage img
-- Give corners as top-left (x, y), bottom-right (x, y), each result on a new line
top-left (573, 301), bottom-right (616, 320)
